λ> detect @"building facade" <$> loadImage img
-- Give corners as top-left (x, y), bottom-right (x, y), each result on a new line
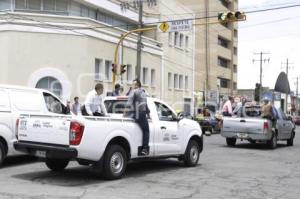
top-left (0, 0), bottom-right (163, 102)
top-left (178, 0), bottom-right (239, 109)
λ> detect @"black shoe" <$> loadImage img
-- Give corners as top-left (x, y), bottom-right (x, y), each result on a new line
top-left (140, 148), bottom-right (149, 156)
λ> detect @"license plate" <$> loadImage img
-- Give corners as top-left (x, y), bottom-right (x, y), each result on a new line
top-left (35, 150), bottom-right (46, 158)
top-left (237, 133), bottom-right (248, 138)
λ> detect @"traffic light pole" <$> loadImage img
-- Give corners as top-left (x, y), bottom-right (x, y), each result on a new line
top-left (113, 27), bottom-right (156, 86)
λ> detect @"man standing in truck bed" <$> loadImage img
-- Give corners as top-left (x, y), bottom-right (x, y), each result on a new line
top-left (124, 79), bottom-right (150, 156)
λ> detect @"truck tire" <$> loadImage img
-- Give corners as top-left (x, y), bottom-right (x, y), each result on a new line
top-left (45, 158), bottom-right (69, 172)
top-left (0, 141), bottom-right (6, 167)
top-left (267, 133), bottom-right (277, 149)
top-left (103, 145), bottom-right (127, 180)
top-left (287, 131), bottom-right (295, 146)
top-left (184, 140), bottom-right (200, 167)
top-left (226, 138), bottom-right (236, 146)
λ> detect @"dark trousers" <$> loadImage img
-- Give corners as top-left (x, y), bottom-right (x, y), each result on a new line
top-left (134, 112), bottom-right (149, 147)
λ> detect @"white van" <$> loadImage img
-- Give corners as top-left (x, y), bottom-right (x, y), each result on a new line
top-left (0, 84), bottom-right (70, 166)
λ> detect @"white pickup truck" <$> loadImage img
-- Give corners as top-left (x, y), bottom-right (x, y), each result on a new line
top-left (14, 95), bottom-right (203, 180)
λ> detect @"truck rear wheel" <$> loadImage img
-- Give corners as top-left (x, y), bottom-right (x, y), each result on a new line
top-left (184, 140), bottom-right (200, 167)
top-left (226, 138), bottom-right (236, 146)
top-left (0, 141), bottom-right (6, 167)
top-left (287, 131), bottom-right (295, 146)
top-left (103, 145), bottom-right (127, 180)
top-left (45, 158), bottom-right (69, 171)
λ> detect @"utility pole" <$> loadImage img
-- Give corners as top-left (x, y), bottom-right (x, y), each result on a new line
top-left (136, 0), bottom-right (143, 79)
top-left (120, 0), bottom-right (157, 80)
top-left (281, 58), bottom-right (293, 113)
top-left (296, 77), bottom-right (299, 115)
top-left (253, 52), bottom-right (270, 101)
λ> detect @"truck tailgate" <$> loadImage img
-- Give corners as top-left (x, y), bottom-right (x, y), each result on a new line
top-left (222, 117), bottom-right (264, 134)
top-left (18, 116), bottom-right (71, 146)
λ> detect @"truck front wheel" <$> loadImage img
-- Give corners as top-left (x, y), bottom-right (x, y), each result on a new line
top-left (0, 141), bottom-right (6, 167)
top-left (287, 131), bottom-right (295, 146)
top-left (184, 140), bottom-right (200, 167)
top-left (45, 158), bottom-right (69, 171)
top-left (103, 145), bottom-right (127, 180)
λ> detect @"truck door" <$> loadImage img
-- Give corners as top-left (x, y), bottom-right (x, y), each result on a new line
top-left (276, 109), bottom-right (292, 139)
top-left (154, 101), bottom-right (180, 155)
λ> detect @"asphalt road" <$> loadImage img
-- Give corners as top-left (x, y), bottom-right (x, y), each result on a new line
top-left (0, 128), bottom-right (299, 199)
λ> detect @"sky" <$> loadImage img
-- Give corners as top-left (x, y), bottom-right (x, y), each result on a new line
top-left (238, 0), bottom-right (300, 93)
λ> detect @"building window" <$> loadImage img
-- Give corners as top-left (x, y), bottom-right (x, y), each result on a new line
top-left (179, 33), bottom-right (184, 47)
top-left (174, 74), bottom-right (179, 89)
top-left (185, 76), bottom-right (188, 90)
top-left (15, 0), bottom-right (68, 12)
top-left (95, 59), bottom-right (103, 81)
top-left (218, 56), bottom-right (230, 68)
top-left (233, 64), bottom-right (237, 73)
top-left (218, 36), bottom-right (230, 48)
top-left (234, 47), bottom-right (237, 55)
top-left (142, 67), bottom-right (149, 85)
top-left (28, 0), bottom-right (41, 10)
top-left (44, 0), bottom-right (55, 11)
top-left (179, 75), bottom-right (184, 89)
top-left (126, 64), bottom-right (133, 82)
top-left (80, 5), bottom-right (89, 17)
top-left (218, 78), bottom-right (230, 88)
top-left (174, 32), bottom-right (179, 47)
top-left (151, 69), bottom-right (156, 87)
top-left (15, 0), bottom-right (26, 9)
top-left (168, 72), bottom-right (172, 89)
top-left (55, 0), bottom-right (68, 12)
top-left (105, 60), bottom-right (112, 81)
top-left (36, 76), bottom-right (62, 97)
top-left (168, 32), bottom-right (173, 46)
top-left (185, 36), bottom-right (189, 50)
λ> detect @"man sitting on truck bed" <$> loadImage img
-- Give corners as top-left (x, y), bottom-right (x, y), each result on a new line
top-left (82, 83), bottom-right (107, 116)
top-left (124, 79), bottom-right (150, 156)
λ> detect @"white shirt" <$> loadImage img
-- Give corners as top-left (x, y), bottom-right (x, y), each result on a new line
top-left (72, 102), bottom-right (81, 115)
top-left (84, 90), bottom-right (107, 116)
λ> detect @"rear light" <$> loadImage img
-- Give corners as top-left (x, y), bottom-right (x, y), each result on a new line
top-left (69, 121), bottom-right (84, 145)
top-left (263, 122), bottom-right (269, 130)
top-left (15, 118), bottom-right (19, 139)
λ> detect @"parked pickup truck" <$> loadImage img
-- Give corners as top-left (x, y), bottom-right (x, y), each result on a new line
top-left (221, 105), bottom-right (295, 149)
top-left (14, 95), bottom-right (203, 180)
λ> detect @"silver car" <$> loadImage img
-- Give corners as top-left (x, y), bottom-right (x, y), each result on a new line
top-left (221, 106), bottom-right (295, 149)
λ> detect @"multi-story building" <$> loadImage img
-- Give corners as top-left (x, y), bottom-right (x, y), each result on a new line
top-left (178, 0), bottom-right (239, 108)
top-left (0, 0), bottom-right (163, 102)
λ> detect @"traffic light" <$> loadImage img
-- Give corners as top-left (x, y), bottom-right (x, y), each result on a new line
top-left (218, 11), bottom-right (246, 23)
top-left (254, 83), bottom-right (261, 102)
top-left (120, 64), bottom-right (127, 74)
top-left (112, 63), bottom-right (117, 74)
